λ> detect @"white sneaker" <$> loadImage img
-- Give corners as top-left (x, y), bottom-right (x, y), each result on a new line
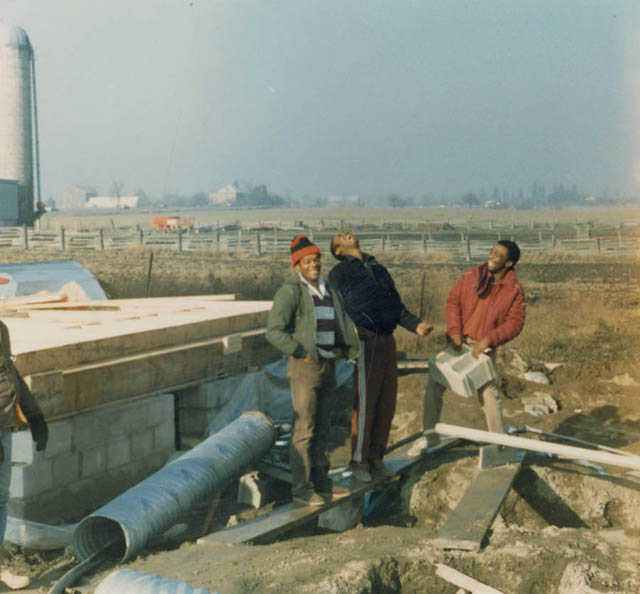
top-left (408, 437), bottom-right (428, 457)
top-left (0, 569), bottom-right (31, 590)
top-left (408, 431), bottom-right (441, 457)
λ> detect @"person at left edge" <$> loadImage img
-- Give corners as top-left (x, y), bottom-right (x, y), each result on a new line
top-left (0, 320), bottom-right (49, 591)
top-left (266, 235), bottom-right (360, 507)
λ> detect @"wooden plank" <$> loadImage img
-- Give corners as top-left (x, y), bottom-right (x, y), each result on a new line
top-left (24, 329), bottom-right (273, 418)
top-left (9, 305), bottom-right (270, 375)
top-left (198, 439), bottom-right (458, 546)
top-left (396, 360), bottom-right (430, 370)
top-left (436, 422), bottom-right (640, 471)
top-left (433, 461), bottom-right (521, 552)
top-left (436, 563), bottom-right (505, 594)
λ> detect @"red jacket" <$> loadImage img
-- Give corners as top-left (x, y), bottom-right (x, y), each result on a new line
top-left (445, 263), bottom-right (525, 348)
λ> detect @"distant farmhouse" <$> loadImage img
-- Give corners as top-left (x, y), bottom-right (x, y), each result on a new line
top-left (209, 183), bottom-right (284, 208)
top-left (61, 185), bottom-right (97, 209)
top-left (85, 195), bottom-right (139, 209)
top-left (209, 184), bottom-right (246, 206)
top-left (327, 194), bottom-right (361, 207)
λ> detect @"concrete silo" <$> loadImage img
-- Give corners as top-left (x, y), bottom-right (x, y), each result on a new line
top-left (0, 21), bottom-right (40, 226)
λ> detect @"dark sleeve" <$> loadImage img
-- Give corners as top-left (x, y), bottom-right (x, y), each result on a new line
top-left (328, 262), bottom-right (347, 291)
top-left (14, 365), bottom-right (44, 418)
top-left (379, 265), bottom-right (421, 332)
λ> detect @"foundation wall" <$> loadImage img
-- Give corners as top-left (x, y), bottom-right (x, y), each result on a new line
top-left (5, 300), bottom-right (280, 524)
top-left (9, 394), bottom-right (176, 523)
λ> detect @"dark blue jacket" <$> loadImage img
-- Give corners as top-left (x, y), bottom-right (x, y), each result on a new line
top-left (328, 254), bottom-right (420, 335)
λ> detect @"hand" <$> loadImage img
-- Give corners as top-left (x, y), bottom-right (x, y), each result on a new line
top-left (27, 414), bottom-right (48, 451)
top-left (471, 337), bottom-right (491, 359)
top-left (449, 334), bottom-right (463, 350)
top-left (303, 353), bottom-right (315, 363)
top-left (415, 322), bottom-right (433, 337)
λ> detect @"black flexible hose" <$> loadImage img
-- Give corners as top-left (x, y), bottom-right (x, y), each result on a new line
top-left (47, 545), bottom-right (112, 594)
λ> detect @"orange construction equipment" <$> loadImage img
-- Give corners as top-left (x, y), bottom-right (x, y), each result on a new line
top-left (151, 216), bottom-right (195, 232)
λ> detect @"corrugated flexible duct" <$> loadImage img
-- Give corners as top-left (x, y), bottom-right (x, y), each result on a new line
top-left (73, 411), bottom-right (276, 563)
top-left (95, 568), bottom-right (219, 594)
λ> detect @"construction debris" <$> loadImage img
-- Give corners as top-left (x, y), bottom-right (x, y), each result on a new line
top-left (435, 422), bottom-right (640, 471)
top-left (435, 563), bottom-right (505, 594)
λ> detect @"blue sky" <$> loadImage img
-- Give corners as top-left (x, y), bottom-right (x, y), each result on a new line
top-left (1, 0), bottom-right (639, 201)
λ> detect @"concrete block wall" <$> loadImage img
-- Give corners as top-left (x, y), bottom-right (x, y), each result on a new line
top-left (9, 393), bottom-right (176, 523)
top-left (178, 375), bottom-right (244, 439)
top-left (178, 333), bottom-right (280, 440)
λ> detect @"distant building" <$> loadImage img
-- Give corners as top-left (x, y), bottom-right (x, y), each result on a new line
top-left (210, 184), bottom-right (245, 206)
top-left (85, 195), bottom-right (139, 209)
top-left (327, 194), bottom-right (360, 207)
top-left (61, 185), bottom-right (97, 209)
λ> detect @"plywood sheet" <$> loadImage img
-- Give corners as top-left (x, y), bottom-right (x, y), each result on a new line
top-left (5, 300), bottom-right (272, 375)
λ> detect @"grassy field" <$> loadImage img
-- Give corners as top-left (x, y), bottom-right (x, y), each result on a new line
top-left (0, 241), bottom-right (637, 373)
top-left (36, 205), bottom-right (640, 233)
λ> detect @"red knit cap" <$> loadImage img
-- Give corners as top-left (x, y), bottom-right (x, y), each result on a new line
top-left (290, 234), bottom-right (320, 266)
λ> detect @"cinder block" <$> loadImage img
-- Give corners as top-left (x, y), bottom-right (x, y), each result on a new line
top-left (44, 419), bottom-right (73, 459)
top-left (106, 438), bottom-right (131, 469)
top-left (11, 430), bottom-right (44, 465)
top-left (72, 414), bottom-right (100, 450)
top-left (146, 394), bottom-right (174, 428)
top-left (178, 409), bottom-right (209, 437)
top-left (179, 377), bottom-right (242, 410)
top-left (51, 452), bottom-right (81, 486)
top-left (102, 405), bottom-right (131, 440)
top-left (108, 400), bottom-right (150, 438)
top-left (131, 432), bottom-right (154, 459)
top-left (81, 446), bottom-right (107, 478)
top-left (153, 422), bottom-right (175, 453)
top-left (10, 461), bottom-right (53, 498)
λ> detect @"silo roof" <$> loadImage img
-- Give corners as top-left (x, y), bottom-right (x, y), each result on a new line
top-left (0, 21), bottom-right (31, 47)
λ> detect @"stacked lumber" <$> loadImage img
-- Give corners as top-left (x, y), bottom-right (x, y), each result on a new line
top-left (0, 291), bottom-right (274, 420)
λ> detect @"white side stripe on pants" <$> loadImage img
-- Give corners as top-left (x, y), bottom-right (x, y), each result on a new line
top-left (354, 339), bottom-right (367, 463)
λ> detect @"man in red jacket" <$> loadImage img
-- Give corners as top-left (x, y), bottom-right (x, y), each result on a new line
top-left (412, 240), bottom-right (525, 453)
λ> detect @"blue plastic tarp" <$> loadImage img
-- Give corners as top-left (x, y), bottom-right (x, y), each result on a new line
top-left (0, 260), bottom-right (107, 300)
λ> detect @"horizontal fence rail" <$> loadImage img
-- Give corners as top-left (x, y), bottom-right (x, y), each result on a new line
top-left (0, 226), bottom-right (637, 259)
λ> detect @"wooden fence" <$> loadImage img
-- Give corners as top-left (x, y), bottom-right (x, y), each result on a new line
top-left (0, 226), bottom-right (637, 260)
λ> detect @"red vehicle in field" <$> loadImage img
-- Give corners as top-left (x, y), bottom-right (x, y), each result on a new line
top-left (151, 216), bottom-right (195, 232)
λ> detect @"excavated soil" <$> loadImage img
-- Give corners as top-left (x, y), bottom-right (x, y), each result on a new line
top-left (1, 256), bottom-right (639, 593)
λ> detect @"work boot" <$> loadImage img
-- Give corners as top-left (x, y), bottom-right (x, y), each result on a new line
top-left (0, 568), bottom-right (31, 590)
top-left (349, 463), bottom-right (372, 483)
top-left (292, 490), bottom-right (325, 507)
top-left (407, 430), bottom-right (441, 457)
top-left (315, 479), bottom-right (350, 499)
top-left (369, 459), bottom-right (395, 479)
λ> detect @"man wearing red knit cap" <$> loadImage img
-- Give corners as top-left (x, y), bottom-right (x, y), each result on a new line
top-left (266, 235), bottom-right (360, 506)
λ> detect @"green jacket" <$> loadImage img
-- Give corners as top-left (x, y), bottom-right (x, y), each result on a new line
top-left (266, 274), bottom-right (360, 361)
top-left (0, 320), bottom-right (44, 429)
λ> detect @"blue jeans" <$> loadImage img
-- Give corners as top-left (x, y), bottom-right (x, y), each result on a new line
top-left (0, 428), bottom-right (12, 544)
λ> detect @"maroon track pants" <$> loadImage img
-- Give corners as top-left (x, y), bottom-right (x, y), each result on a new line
top-left (351, 330), bottom-right (397, 465)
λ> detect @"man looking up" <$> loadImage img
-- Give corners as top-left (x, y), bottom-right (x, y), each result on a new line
top-left (329, 232), bottom-right (433, 482)
top-left (412, 240), bottom-right (525, 454)
top-left (266, 235), bottom-right (360, 506)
